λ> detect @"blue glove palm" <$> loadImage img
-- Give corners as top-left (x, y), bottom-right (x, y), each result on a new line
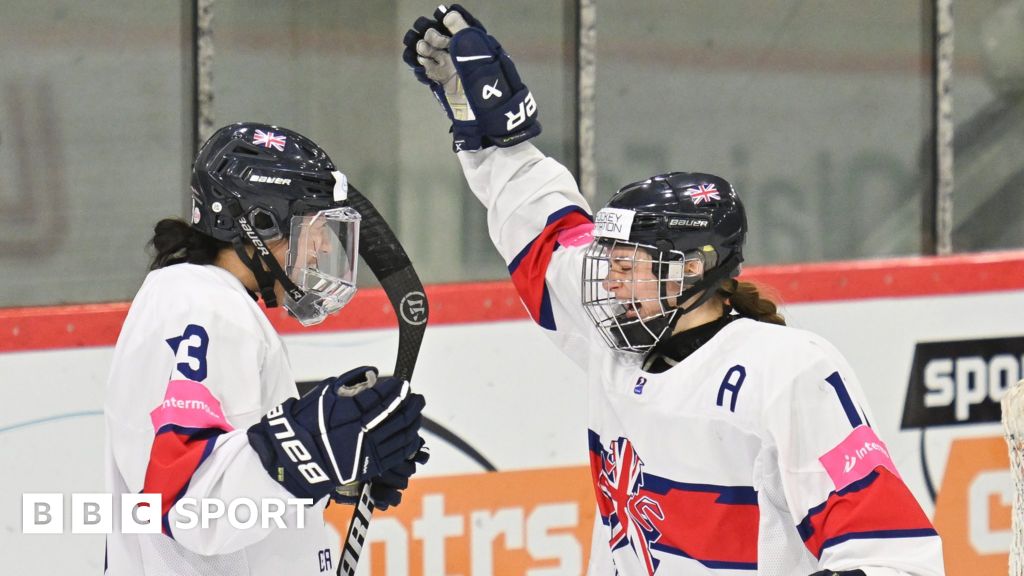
top-left (402, 4), bottom-right (541, 151)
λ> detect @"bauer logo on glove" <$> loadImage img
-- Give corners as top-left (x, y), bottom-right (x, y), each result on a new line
top-left (263, 403), bottom-right (333, 486)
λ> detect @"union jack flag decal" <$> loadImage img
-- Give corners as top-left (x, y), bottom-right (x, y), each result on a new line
top-left (253, 129), bottom-right (286, 152)
top-left (598, 437), bottom-right (664, 575)
top-left (685, 183), bottom-right (721, 205)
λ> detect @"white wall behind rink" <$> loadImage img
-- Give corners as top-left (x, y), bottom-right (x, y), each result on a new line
top-left (1, 287), bottom-right (1022, 573)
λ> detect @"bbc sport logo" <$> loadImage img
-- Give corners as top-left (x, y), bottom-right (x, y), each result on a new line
top-left (22, 493), bottom-right (313, 534)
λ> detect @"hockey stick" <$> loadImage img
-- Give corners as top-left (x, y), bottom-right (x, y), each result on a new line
top-left (337, 185), bottom-right (429, 576)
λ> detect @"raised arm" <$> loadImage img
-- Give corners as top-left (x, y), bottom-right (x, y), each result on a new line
top-left (403, 4), bottom-right (600, 367)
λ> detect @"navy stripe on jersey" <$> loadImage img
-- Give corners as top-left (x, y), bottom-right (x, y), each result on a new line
top-left (587, 431), bottom-right (759, 507)
top-left (651, 542), bottom-right (758, 571)
top-left (596, 518), bottom-right (759, 570)
top-left (642, 476), bottom-right (758, 505)
top-left (819, 528), bottom-right (940, 552)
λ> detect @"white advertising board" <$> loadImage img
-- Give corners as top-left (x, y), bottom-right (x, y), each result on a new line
top-left (2, 256), bottom-right (1022, 574)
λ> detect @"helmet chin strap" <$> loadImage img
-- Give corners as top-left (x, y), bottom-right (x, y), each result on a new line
top-left (231, 239), bottom-right (280, 307)
top-left (231, 218), bottom-right (308, 309)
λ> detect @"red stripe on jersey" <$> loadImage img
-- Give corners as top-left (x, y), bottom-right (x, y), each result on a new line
top-left (508, 207), bottom-right (592, 330)
top-left (588, 446), bottom-right (759, 567)
top-left (799, 467), bottom-right (936, 558)
top-left (142, 426), bottom-right (222, 535)
top-left (589, 449), bottom-right (615, 518)
top-left (652, 487), bottom-right (759, 564)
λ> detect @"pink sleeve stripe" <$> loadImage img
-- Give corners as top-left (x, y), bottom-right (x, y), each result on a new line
top-left (149, 379), bottom-right (234, 433)
top-left (555, 222), bottom-right (595, 247)
top-left (819, 425), bottom-right (899, 491)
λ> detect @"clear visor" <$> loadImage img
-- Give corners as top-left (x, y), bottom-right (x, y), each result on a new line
top-left (581, 239), bottom-right (705, 352)
top-left (284, 206), bottom-right (361, 326)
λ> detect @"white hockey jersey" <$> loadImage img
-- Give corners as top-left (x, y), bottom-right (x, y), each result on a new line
top-left (104, 264), bottom-right (339, 575)
top-left (458, 143), bottom-right (945, 576)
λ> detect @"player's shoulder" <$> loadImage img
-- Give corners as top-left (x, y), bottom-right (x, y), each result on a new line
top-left (715, 319), bottom-right (857, 414)
top-left (132, 264), bottom-right (261, 328)
top-left (719, 317), bottom-right (843, 368)
top-left (723, 316), bottom-right (826, 347)
top-left (142, 263), bottom-right (238, 299)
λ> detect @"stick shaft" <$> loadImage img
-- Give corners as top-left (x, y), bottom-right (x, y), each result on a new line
top-left (337, 187), bottom-right (428, 576)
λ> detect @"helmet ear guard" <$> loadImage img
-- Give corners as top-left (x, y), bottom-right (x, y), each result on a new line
top-left (668, 251), bottom-right (742, 315)
top-left (664, 261), bottom-right (686, 293)
top-left (659, 246), bottom-right (713, 298)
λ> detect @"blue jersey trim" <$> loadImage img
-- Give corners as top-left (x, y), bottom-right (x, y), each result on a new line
top-left (642, 476), bottom-right (758, 505)
top-left (590, 429), bottom-right (758, 504)
top-left (819, 528), bottom-right (940, 553)
top-left (651, 542), bottom-right (758, 571)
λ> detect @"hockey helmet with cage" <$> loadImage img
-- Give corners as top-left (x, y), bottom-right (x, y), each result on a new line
top-left (581, 172), bottom-right (747, 353)
top-left (190, 122), bottom-right (361, 326)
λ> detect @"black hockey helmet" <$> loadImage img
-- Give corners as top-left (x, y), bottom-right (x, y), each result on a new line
top-left (582, 172), bottom-right (747, 353)
top-left (606, 172), bottom-right (746, 271)
top-left (189, 123), bottom-right (360, 323)
top-left (190, 122), bottom-right (343, 244)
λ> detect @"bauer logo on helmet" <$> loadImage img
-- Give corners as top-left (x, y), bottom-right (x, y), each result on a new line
top-left (667, 217), bottom-right (711, 229)
top-left (249, 174), bottom-right (292, 186)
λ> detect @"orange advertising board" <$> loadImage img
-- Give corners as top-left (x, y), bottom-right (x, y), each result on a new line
top-left (326, 466), bottom-right (596, 575)
top-left (933, 436), bottom-right (1012, 575)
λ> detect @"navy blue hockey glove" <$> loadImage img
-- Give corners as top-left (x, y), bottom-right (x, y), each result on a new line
top-left (332, 442), bottom-right (431, 511)
top-left (402, 3), bottom-right (541, 151)
top-left (247, 366), bottom-right (426, 502)
top-left (808, 570), bottom-right (866, 576)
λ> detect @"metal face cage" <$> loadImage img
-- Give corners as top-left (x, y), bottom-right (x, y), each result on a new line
top-left (581, 238), bottom-right (704, 353)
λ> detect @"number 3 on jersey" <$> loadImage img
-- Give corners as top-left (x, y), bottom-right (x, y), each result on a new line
top-left (166, 324), bottom-right (210, 382)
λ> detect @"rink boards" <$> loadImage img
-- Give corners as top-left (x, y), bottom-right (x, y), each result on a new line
top-left (2, 250), bottom-right (1023, 574)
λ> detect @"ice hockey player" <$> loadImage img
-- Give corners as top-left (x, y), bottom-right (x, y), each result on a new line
top-left (104, 122), bottom-right (428, 575)
top-left (404, 5), bottom-right (945, 575)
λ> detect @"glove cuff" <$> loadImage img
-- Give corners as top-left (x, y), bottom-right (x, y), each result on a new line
top-left (452, 123), bottom-right (486, 152)
top-left (247, 424), bottom-right (278, 475)
top-left (488, 120), bottom-right (542, 149)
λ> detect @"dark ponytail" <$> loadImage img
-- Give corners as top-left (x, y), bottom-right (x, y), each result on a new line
top-left (148, 218), bottom-right (230, 270)
top-left (718, 278), bottom-right (786, 326)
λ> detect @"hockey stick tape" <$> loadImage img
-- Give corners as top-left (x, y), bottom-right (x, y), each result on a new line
top-left (335, 370), bottom-right (377, 398)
